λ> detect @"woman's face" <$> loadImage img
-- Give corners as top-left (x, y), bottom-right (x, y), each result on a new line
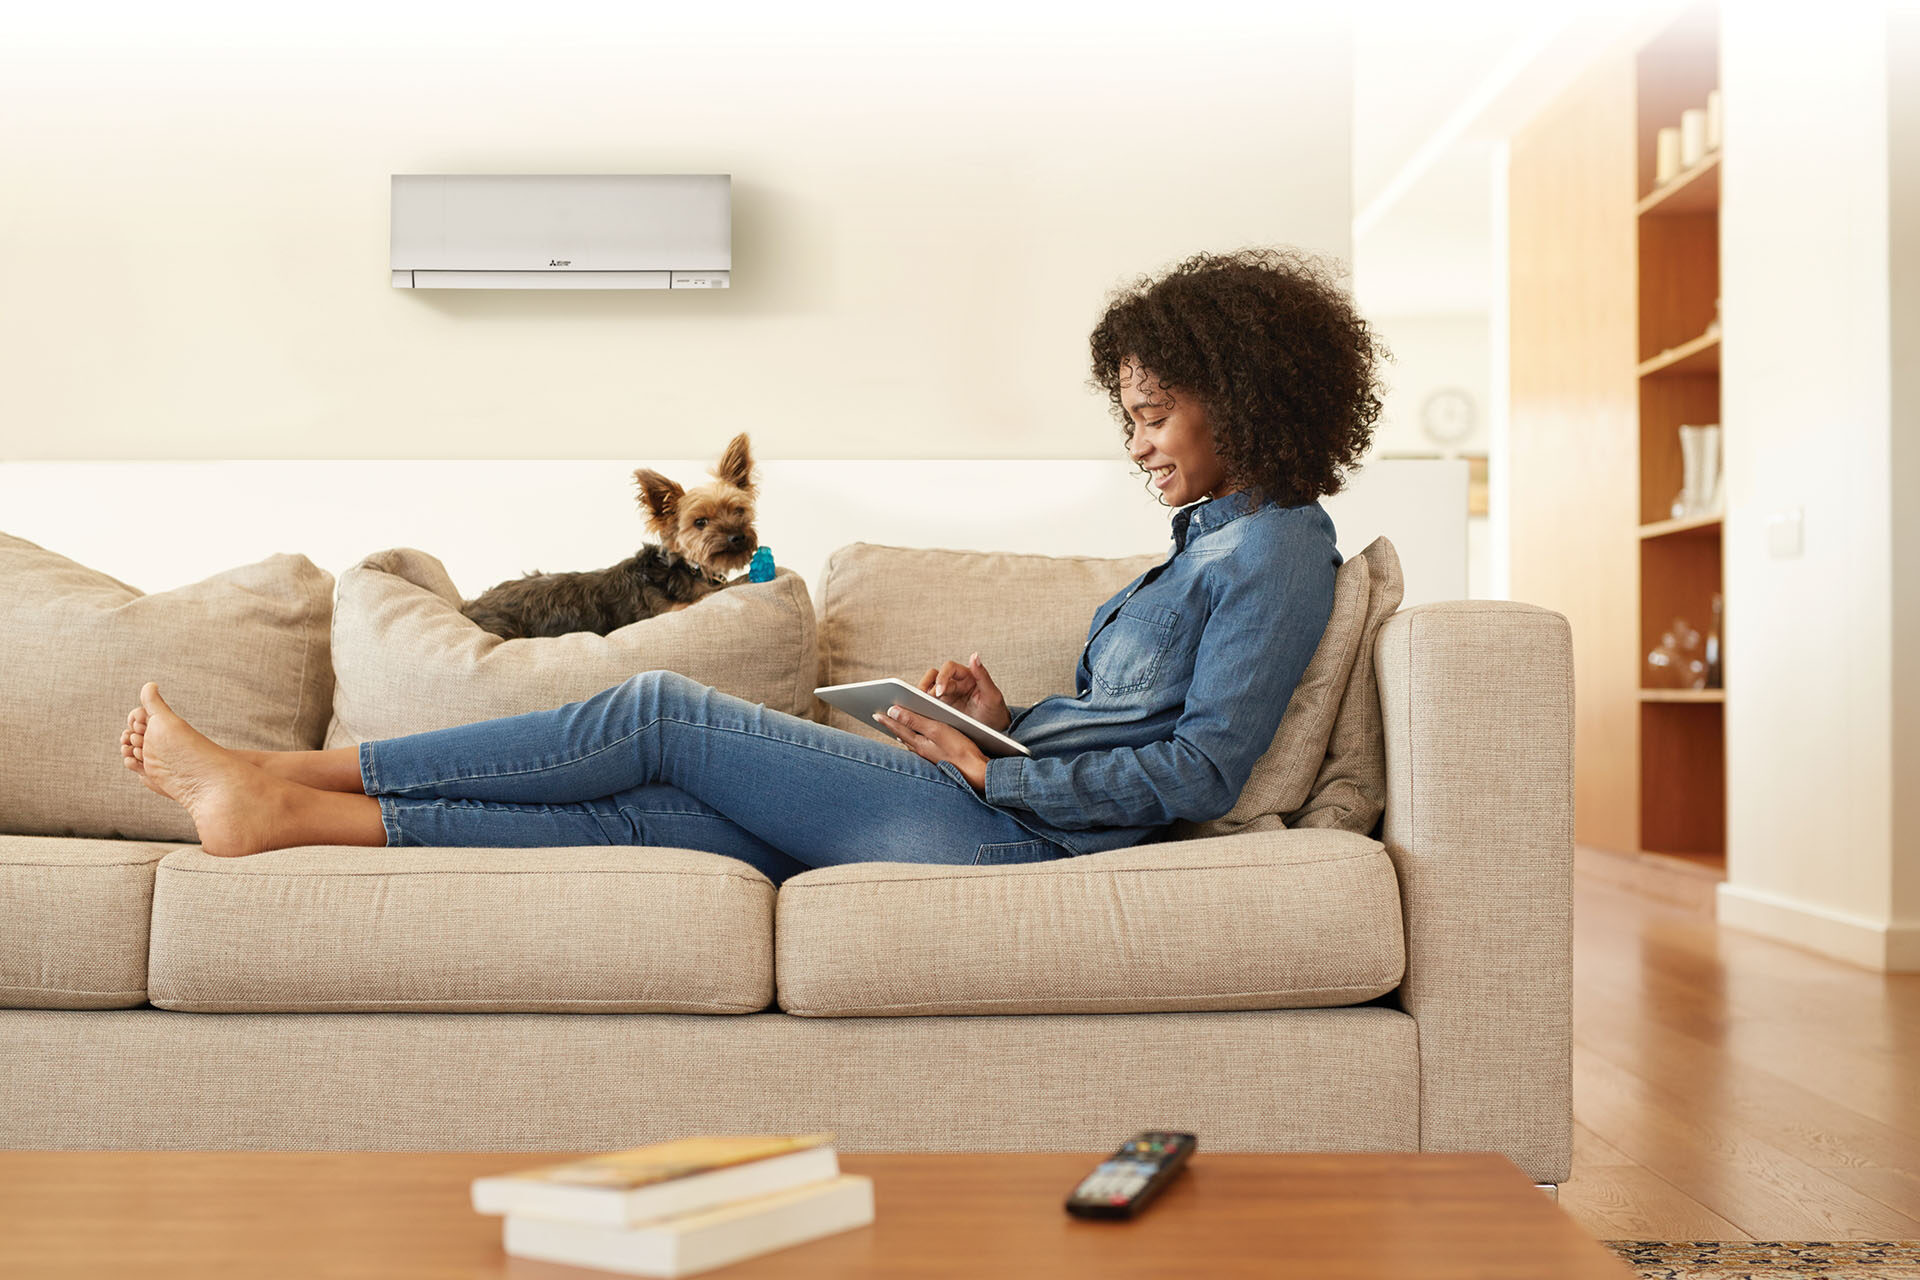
top-left (1120, 359), bottom-right (1236, 506)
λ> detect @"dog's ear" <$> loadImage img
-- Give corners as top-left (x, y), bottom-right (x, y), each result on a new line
top-left (633, 469), bottom-right (684, 523)
top-left (712, 432), bottom-right (755, 495)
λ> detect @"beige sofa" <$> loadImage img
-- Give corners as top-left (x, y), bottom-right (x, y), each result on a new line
top-left (0, 530), bottom-right (1574, 1186)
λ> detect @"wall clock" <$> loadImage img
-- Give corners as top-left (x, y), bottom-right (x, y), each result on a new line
top-left (1420, 387), bottom-right (1477, 447)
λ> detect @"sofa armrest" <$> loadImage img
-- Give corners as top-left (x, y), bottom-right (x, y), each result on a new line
top-left (1375, 601), bottom-right (1573, 1185)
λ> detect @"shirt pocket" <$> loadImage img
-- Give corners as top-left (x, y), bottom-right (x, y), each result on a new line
top-left (1088, 599), bottom-right (1181, 696)
top-left (973, 838), bottom-right (1067, 866)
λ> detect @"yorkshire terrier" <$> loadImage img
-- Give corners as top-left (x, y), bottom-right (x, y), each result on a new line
top-left (459, 432), bottom-right (762, 640)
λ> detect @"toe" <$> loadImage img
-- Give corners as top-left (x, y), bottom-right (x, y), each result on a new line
top-left (139, 682), bottom-right (176, 720)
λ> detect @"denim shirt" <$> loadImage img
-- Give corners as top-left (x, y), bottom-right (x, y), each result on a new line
top-left (948, 490), bottom-right (1340, 857)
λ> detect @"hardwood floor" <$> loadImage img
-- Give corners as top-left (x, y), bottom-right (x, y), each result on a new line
top-left (1560, 849), bottom-right (1920, 1241)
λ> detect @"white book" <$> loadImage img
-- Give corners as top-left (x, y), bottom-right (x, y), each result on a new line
top-left (502, 1174), bottom-right (875, 1277)
top-left (472, 1135), bottom-right (838, 1226)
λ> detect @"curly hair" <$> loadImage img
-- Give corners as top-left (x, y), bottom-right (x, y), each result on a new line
top-left (1088, 246), bottom-right (1389, 509)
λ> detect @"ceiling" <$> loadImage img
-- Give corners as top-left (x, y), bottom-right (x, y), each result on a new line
top-left (1351, 0), bottom-right (1674, 317)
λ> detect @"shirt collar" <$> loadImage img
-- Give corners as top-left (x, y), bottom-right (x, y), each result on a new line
top-left (1171, 488), bottom-right (1265, 552)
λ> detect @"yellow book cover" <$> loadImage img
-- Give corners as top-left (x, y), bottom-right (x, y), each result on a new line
top-left (504, 1135), bottom-right (835, 1190)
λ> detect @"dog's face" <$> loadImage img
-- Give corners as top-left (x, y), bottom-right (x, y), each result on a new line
top-left (633, 432), bottom-right (760, 577)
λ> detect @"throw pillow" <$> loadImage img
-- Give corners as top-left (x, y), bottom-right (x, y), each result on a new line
top-left (1284, 537), bottom-right (1405, 834)
top-left (325, 547), bottom-right (819, 747)
top-left (1169, 535), bottom-right (1403, 839)
top-left (0, 532), bottom-right (335, 842)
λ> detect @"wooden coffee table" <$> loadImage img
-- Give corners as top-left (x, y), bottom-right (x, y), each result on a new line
top-left (0, 1151), bottom-right (1629, 1278)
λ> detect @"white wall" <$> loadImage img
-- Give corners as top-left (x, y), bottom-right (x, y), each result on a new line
top-left (1365, 313), bottom-right (1493, 458)
top-left (1717, 3), bottom-right (1918, 971)
top-left (0, 457), bottom-right (1470, 608)
top-left (0, 3), bottom-right (1352, 466)
top-left (1362, 312), bottom-right (1491, 597)
top-left (1889, 3), bottom-right (1920, 947)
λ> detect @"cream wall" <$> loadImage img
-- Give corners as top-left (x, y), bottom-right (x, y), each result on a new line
top-left (0, 457), bottom-right (1470, 607)
top-left (1359, 312), bottom-right (1491, 596)
top-left (1363, 313), bottom-right (1492, 459)
top-left (1717, 4), bottom-right (1919, 970)
top-left (1889, 4), bottom-right (1920, 942)
top-left (0, 5), bottom-right (1352, 465)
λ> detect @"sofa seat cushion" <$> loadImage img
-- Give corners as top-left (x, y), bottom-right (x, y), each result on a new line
top-left (146, 847), bottom-right (776, 1014)
top-left (774, 829), bottom-right (1404, 1017)
top-left (0, 835), bottom-right (179, 1010)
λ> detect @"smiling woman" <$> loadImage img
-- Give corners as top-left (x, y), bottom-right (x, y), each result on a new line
top-left (1091, 246), bottom-right (1388, 512)
top-left (119, 246), bottom-right (1385, 882)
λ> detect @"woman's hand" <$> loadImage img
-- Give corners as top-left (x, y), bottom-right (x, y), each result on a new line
top-left (917, 652), bottom-right (1011, 732)
top-left (872, 704), bottom-right (991, 794)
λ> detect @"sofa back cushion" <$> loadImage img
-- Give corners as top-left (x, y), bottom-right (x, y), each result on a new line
top-left (326, 547), bottom-right (819, 746)
top-left (0, 533), bottom-right (335, 842)
top-left (811, 542), bottom-right (1162, 739)
top-left (815, 535), bottom-right (1403, 835)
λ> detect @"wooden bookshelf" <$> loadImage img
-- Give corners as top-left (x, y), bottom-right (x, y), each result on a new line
top-left (1637, 328), bottom-right (1720, 378)
top-left (1639, 512), bottom-right (1721, 541)
top-left (1635, 0), bottom-right (1725, 864)
top-left (1639, 689), bottom-right (1725, 704)
top-left (1633, 151), bottom-right (1721, 217)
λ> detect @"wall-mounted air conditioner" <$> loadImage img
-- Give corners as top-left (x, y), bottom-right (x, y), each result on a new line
top-left (390, 174), bottom-right (730, 290)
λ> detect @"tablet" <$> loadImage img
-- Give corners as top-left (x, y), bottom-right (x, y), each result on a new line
top-left (815, 678), bottom-right (1032, 758)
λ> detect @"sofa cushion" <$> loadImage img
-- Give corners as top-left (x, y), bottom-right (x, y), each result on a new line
top-left (1284, 537), bottom-right (1406, 833)
top-left (1174, 535), bottom-right (1406, 839)
top-left (810, 542), bottom-right (1162, 737)
top-left (146, 847), bottom-right (776, 1013)
top-left (325, 547), bottom-right (819, 747)
top-left (0, 532), bottom-right (335, 842)
top-left (0, 834), bottom-right (178, 1009)
top-left (774, 829), bottom-right (1403, 1016)
top-left (814, 536), bottom-right (1405, 836)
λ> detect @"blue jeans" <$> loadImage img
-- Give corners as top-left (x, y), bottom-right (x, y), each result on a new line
top-left (357, 669), bottom-right (1073, 884)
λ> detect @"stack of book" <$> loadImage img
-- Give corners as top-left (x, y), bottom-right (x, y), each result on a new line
top-left (471, 1133), bottom-right (873, 1277)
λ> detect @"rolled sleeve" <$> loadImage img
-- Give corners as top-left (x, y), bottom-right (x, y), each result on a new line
top-left (984, 755), bottom-right (1028, 807)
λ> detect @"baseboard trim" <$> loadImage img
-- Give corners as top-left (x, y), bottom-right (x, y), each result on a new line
top-left (1715, 882), bottom-right (1920, 973)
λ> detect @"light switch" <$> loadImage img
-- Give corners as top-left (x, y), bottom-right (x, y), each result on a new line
top-left (1767, 507), bottom-right (1804, 559)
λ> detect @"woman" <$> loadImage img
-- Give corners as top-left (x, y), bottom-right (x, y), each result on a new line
top-left (120, 247), bottom-right (1384, 881)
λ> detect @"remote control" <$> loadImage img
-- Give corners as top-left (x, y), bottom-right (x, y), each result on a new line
top-left (1064, 1131), bottom-right (1196, 1219)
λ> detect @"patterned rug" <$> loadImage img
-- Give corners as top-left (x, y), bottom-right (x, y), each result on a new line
top-left (1604, 1242), bottom-right (1920, 1279)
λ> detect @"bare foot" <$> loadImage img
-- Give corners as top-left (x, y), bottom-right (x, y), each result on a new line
top-left (124, 683), bottom-right (295, 857)
top-left (121, 705), bottom-right (157, 790)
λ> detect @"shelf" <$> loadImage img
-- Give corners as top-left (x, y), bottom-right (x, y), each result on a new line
top-left (1638, 329), bottom-right (1720, 378)
top-left (1636, 151), bottom-right (1721, 217)
top-left (1639, 513), bottom-right (1722, 540)
top-left (1639, 688), bottom-right (1724, 703)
